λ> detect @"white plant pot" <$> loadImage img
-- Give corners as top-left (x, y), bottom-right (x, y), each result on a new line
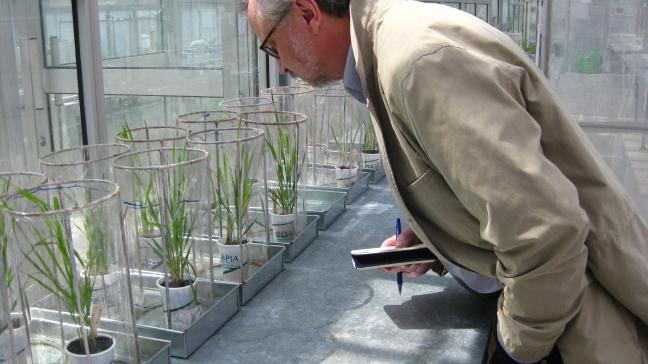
top-left (361, 150), bottom-right (380, 169)
top-left (65, 334), bottom-right (115, 364)
top-left (156, 277), bottom-right (196, 311)
top-left (0, 313), bottom-right (27, 359)
top-left (335, 166), bottom-right (359, 187)
top-left (217, 240), bottom-right (249, 282)
top-left (269, 212), bottom-right (296, 242)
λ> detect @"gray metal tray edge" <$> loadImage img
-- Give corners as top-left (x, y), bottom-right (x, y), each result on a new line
top-left (134, 279), bottom-right (240, 358)
top-left (304, 189), bottom-right (347, 229)
top-left (362, 164), bottom-right (386, 183)
top-left (270, 215), bottom-right (319, 262)
top-left (239, 244), bottom-right (285, 305)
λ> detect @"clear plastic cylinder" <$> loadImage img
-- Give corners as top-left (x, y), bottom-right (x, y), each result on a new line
top-left (113, 147), bottom-right (215, 328)
top-left (260, 86), bottom-right (314, 115)
top-left (219, 97), bottom-right (273, 114)
top-left (0, 172), bottom-right (47, 363)
top-left (261, 87), bottom-right (319, 185)
top-left (115, 126), bottom-right (190, 151)
top-left (2, 180), bottom-right (140, 363)
top-left (314, 88), bottom-right (364, 187)
top-left (238, 111), bottom-right (308, 243)
top-left (187, 128), bottom-right (268, 282)
top-left (176, 111), bottom-right (238, 133)
top-left (39, 144), bottom-right (131, 182)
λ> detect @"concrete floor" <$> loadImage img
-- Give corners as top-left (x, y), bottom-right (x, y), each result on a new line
top-left (175, 179), bottom-right (493, 364)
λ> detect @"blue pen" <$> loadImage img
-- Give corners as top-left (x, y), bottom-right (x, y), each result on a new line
top-left (396, 218), bottom-right (403, 295)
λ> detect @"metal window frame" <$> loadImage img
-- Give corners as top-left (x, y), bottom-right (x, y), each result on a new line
top-left (71, 0), bottom-right (106, 146)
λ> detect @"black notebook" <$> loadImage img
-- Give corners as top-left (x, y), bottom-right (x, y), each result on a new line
top-left (350, 245), bottom-right (437, 270)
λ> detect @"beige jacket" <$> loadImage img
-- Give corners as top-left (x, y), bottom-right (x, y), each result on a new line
top-left (349, 0), bottom-right (648, 362)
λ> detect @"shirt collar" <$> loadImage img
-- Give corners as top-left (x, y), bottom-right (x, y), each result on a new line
top-left (343, 47), bottom-right (367, 104)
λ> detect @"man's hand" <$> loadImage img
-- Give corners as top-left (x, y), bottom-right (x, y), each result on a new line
top-left (378, 228), bottom-right (447, 278)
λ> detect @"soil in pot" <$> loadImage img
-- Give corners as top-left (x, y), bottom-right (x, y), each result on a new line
top-left (158, 279), bottom-right (195, 289)
top-left (66, 336), bottom-right (113, 356)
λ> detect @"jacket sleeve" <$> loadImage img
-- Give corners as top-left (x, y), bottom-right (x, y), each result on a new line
top-left (393, 46), bottom-right (590, 362)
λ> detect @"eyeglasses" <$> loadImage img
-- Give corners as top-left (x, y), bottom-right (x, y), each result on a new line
top-left (259, 8), bottom-right (291, 59)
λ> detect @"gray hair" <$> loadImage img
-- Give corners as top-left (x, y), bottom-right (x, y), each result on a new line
top-left (241, 0), bottom-right (349, 24)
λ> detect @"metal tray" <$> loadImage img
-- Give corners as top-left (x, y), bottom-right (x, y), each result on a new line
top-left (22, 309), bottom-right (172, 364)
top-left (138, 336), bottom-right (172, 364)
top-left (210, 243), bottom-right (285, 305)
top-left (304, 189), bottom-right (346, 229)
top-left (362, 164), bottom-right (385, 183)
top-left (308, 171), bottom-right (371, 204)
top-left (132, 274), bottom-right (239, 358)
top-left (263, 215), bottom-right (319, 262)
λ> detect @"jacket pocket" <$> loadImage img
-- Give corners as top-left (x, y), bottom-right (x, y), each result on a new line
top-left (404, 168), bottom-right (487, 249)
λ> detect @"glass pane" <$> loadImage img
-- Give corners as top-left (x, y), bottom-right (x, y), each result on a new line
top-left (48, 93), bottom-right (82, 150)
top-left (546, 1), bottom-right (648, 218)
top-left (523, 1), bottom-right (538, 56)
top-left (104, 95), bottom-right (222, 141)
top-left (512, 4), bottom-right (519, 33)
top-left (490, 0), bottom-right (498, 25)
top-left (99, 0), bottom-right (222, 69)
top-left (465, 3), bottom-right (476, 15)
top-left (501, 0), bottom-right (510, 32)
top-left (584, 129), bottom-right (648, 220)
top-left (477, 4), bottom-right (489, 22)
top-left (548, 0), bottom-right (640, 123)
top-left (0, 0), bottom-right (80, 170)
top-left (445, 2), bottom-right (461, 9)
top-left (98, 0), bottom-right (256, 142)
top-left (517, 3), bottom-right (525, 33)
top-left (41, 0), bottom-right (82, 156)
top-left (42, 0), bottom-right (77, 67)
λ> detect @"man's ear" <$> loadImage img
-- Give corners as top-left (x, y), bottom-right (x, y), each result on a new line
top-left (294, 0), bottom-right (321, 34)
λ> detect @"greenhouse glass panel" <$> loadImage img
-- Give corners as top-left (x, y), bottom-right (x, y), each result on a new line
top-left (477, 4), bottom-right (489, 22)
top-left (545, 0), bottom-right (648, 219)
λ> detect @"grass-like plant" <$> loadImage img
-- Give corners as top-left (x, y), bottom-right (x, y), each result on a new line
top-left (264, 93), bottom-right (305, 215)
top-left (0, 177), bottom-right (17, 337)
top-left (117, 119), bottom-right (152, 142)
top-left (362, 118), bottom-right (378, 152)
top-left (329, 125), bottom-right (360, 169)
top-left (0, 236), bottom-right (14, 338)
top-left (214, 145), bottom-right (256, 245)
top-left (82, 213), bottom-right (110, 276)
top-left (11, 190), bottom-right (104, 352)
top-left (141, 148), bottom-right (197, 288)
top-left (116, 120), bottom-right (134, 142)
top-left (119, 121), bottom-right (159, 237)
top-left (138, 176), bottom-right (159, 238)
top-left (328, 96), bottom-right (361, 168)
top-left (266, 126), bottom-right (304, 215)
